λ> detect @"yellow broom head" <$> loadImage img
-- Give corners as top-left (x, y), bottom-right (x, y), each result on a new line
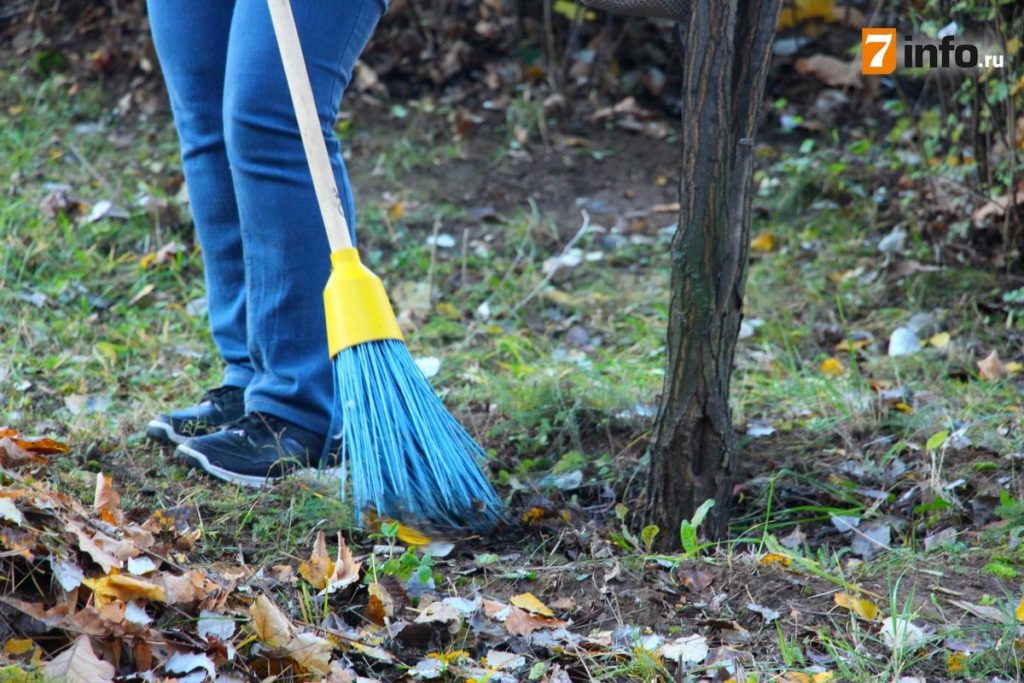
top-left (323, 247), bottom-right (404, 356)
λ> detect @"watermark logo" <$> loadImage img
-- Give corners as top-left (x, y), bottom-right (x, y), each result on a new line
top-left (861, 28), bottom-right (1005, 75)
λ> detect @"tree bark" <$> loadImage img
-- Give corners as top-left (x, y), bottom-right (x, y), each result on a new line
top-left (646, 0), bottom-right (780, 545)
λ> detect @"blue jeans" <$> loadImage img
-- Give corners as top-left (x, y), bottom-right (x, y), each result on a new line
top-left (148, 0), bottom-right (384, 435)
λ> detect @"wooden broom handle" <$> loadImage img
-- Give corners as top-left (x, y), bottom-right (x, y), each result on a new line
top-left (267, 0), bottom-right (352, 252)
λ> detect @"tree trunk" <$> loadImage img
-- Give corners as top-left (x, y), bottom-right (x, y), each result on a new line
top-left (646, 0), bottom-right (780, 545)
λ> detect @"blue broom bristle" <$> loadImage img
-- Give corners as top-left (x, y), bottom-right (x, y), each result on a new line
top-left (333, 339), bottom-right (503, 532)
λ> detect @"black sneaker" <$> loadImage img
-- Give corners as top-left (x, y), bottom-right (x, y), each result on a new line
top-left (146, 386), bottom-right (246, 445)
top-left (175, 412), bottom-right (333, 488)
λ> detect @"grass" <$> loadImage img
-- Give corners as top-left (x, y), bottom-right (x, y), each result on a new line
top-left (3, 59), bottom-right (1024, 679)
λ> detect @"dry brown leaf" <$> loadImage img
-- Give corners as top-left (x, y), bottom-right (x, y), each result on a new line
top-left (82, 573), bottom-right (166, 607)
top-left (0, 428), bottom-right (70, 454)
top-left (0, 437), bottom-right (48, 468)
top-left (366, 593), bottom-right (388, 626)
top-left (299, 531), bottom-right (334, 590)
top-left (971, 190), bottom-right (1024, 227)
top-left (324, 532), bottom-right (361, 593)
top-left (250, 593), bottom-right (294, 648)
top-left (503, 605), bottom-right (567, 636)
top-left (44, 635), bottom-right (114, 683)
top-left (289, 631), bottom-right (333, 675)
top-left (69, 522), bottom-right (122, 573)
top-left (977, 350), bottom-right (1007, 380)
top-left (156, 570), bottom-right (211, 605)
top-left (510, 592), bottom-right (555, 617)
top-left (794, 54), bottom-right (863, 89)
top-left (93, 473), bottom-right (123, 525)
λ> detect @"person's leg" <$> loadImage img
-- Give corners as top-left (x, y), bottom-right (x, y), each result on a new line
top-left (145, 0), bottom-right (250, 445)
top-left (147, 0), bottom-right (255, 391)
top-left (222, 0), bottom-right (385, 435)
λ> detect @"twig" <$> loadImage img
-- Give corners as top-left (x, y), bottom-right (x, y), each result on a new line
top-left (460, 227), bottom-right (469, 289)
top-left (507, 209), bottom-right (591, 317)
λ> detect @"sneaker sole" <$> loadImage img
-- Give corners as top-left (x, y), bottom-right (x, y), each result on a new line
top-left (145, 420), bottom-right (187, 446)
top-left (175, 443), bottom-right (344, 489)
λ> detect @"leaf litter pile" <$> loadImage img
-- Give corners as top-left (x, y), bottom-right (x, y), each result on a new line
top-left (3, 420), bottom-right (1024, 682)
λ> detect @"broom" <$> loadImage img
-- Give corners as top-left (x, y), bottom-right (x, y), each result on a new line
top-left (267, 0), bottom-right (503, 532)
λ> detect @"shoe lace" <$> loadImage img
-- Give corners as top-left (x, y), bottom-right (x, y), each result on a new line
top-left (224, 411), bottom-right (286, 438)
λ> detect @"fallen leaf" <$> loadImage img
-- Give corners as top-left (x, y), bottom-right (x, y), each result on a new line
top-left (82, 574), bottom-right (166, 607)
top-left (503, 605), bottom-right (567, 636)
top-left (0, 497), bottom-right (24, 525)
top-left (834, 592), bottom-right (879, 620)
top-left (0, 437), bottom-right (48, 468)
top-left (659, 634), bottom-right (708, 664)
top-left (759, 552), bottom-right (793, 567)
top-left (1017, 596), bottom-right (1024, 622)
top-left (396, 522), bottom-right (431, 546)
top-left (70, 522), bottom-right (122, 573)
top-left (323, 532), bottom-right (361, 594)
top-left (929, 332), bottom-right (951, 349)
top-left (93, 473), bottom-right (123, 525)
top-left (977, 350), bottom-right (1007, 380)
top-left (415, 599), bottom-right (463, 625)
top-left (250, 594), bottom-right (294, 648)
top-left (879, 616), bottom-right (926, 651)
top-left (3, 638), bottom-right (34, 656)
top-left (795, 54), bottom-right (863, 89)
top-left (888, 327), bottom-right (921, 356)
top-left (746, 602), bottom-right (781, 623)
top-left (164, 652), bottom-right (216, 680)
top-left (820, 357), bottom-right (844, 376)
top-left (44, 635), bottom-right (115, 683)
top-left (0, 430), bottom-right (69, 454)
top-left (750, 231), bottom-right (776, 252)
top-left (289, 631), bottom-right (333, 675)
top-left (850, 524), bottom-right (890, 559)
top-left (511, 592), bottom-right (555, 617)
top-left (299, 531), bottom-right (334, 590)
top-left (198, 609), bottom-right (236, 641)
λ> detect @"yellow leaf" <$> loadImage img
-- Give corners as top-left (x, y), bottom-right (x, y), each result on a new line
top-left (139, 252), bottom-right (156, 269)
top-left (299, 531), bottom-right (335, 590)
top-left (893, 401), bottom-right (913, 413)
top-left (510, 592), bottom-right (555, 617)
top-left (777, 0), bottom-right (834, 29)
top-left (82, 573), bottom-right (166, 607)
top-left (4, 638), bottom-right (34, 655)
top-left (750, 231), bottom-right (776, 253)
top-left (929, 332), bottom-right (951, 349)
top-left (1006, 362), bottom-right (1022, 376)
top-left (820, 357), bottom-right (844, 376)
top-left (835, 338), bottom-right (869, 352)
top-left (553, 0), bottom-right (595, 21)
top-left (428, 650), bottom-right (470, 665)
top-left (396, 522), bottom-right (431, 546)
top-left (834, 592), bottom-right (879, 620)
top-left (759, 552), bottom-right (793, 567)
top-left (812, 674), bottom-right (834, 683)
top-left (1015, 595), bottom-right (1024, 622)
top-left (779, 673), bottom-right (811, 683)
top-left (947, 652), bottom-right (966, 673)
top-left (435, 301), bottom-right (460, 320)
top-left (388, 202), bottom-right (404, 221)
